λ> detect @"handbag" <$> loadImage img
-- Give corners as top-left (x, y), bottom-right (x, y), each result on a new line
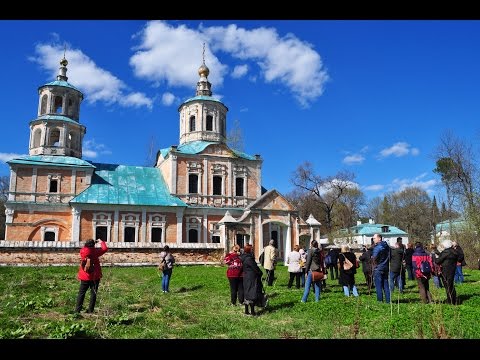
top-left (343, 254), bottom-right (353, 270)
top-left (311, 270), bottom-right (324, 282)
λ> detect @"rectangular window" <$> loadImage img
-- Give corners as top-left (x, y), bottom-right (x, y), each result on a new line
top-left (213, 176), bottom-right (222, 195)
top-left (44, 231), bottom-right (55, 241)
top-left (235, 177), bottom-right (244, 196)
top-left (95, 226), bottom-right (107, 241)
top-left (151, 228), bottom-right (163, 242)
top-left (206, 115), bottom-right (213, 131)
top-left (124, 227), bottom-right (135, 242)
top-left (189, 174), bottom-right (198, 194)
top-left (49, 179), bottom-right (58, 193)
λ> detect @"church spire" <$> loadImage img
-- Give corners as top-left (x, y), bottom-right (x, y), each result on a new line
top-left (57, 45), bottom-right (69, 81)
top-left (196, 43), bottom-right (212, 96)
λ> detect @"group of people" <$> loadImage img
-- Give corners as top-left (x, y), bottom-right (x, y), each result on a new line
top-left (364, 234), bottom-right (465, 305)
top-left (74, 233), bottom-right (468, 316)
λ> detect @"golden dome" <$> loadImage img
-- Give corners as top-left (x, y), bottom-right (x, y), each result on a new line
top-left (198, 63), bottom-right (209, 77)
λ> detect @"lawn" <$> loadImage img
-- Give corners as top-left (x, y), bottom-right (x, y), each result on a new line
top-left (1, 263), bottom-right (479, 339)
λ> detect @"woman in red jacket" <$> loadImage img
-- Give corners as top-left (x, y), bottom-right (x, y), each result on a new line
top-left (224, 244), bottom-right (244, 306)
top-left (75, 239), bottom-right (108, 314)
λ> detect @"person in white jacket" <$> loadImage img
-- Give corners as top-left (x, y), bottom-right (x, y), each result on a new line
top-left (286, 244), bottom-right (302, 289)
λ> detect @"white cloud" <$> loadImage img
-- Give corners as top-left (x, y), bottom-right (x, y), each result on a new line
top-left (389, 173), bottom-right (438, 193)
top-left (0, 152), bottom-right (25, 163)
top-left (317, 179), bottom-right (359, 195)
top-left (363, 184), bottom-right (384, 191)
top-left (343, 154), bottom-right (365, 165)
top-left (240, 108), bottom-right (248, 112)
top-left (83, 139), bottom-right (111, 159)
top-left (130, 21), bottom-right (227, 89)
top-left (231, 64), bottom-right (248, 78)
top-left (161, 92), bottom-right (176, 106)
top-left (120, 92), bottom-right (153, 109)
top-left (379, 142), bottom-right (420, 158)
top-left (30, 43), bottom-right (153, 109)
top-left (131, 21), bottom-right (328, 108)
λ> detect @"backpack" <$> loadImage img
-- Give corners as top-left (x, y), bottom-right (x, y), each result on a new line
top-left (259, 251), bottom-right (265, 267)
top-left (325, 253), bottom-right (332, 266)
top-left (82, 256), bottom-right (94, 274)
top-left (420, 260), bottom-right (432, 275)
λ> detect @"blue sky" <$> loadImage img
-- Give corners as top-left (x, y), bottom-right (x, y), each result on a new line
top-left (1, 20), bottom-right (479, 205)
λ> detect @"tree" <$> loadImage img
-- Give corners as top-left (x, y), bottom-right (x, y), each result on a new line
top-left (390, 186), bottom-right (433, 242)
top-left (227, 119), bottom-right (244, 152)
top-left (364, 196), bottom-right (381, 223)
top-left (144, 136), bottom-right (158, 167)
top-left (291, 162), bottom-right (359, 236)
top-left (335, 187), bottom-right (365, 230)
top-left (381, 195), bottom-right (393, 225)
top-left (0, 176), bottom-right (9, 240)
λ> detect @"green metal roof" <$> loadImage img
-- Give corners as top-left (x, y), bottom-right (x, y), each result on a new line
top-left (40, 80), bottom-right (82, 93)
top-left (435, 218), bottom-right (467, 233)
top-left (159, 141), bottom-right (258, 161)
top-left (181, 95), bottom-right (226, 106)
top-left (71, 163), bottom-right (187, 206)
top-left (31, 115), bottom-right (83, 126)
top-left (342, 223), bottom-right (408, 236)
top-left (7, 155), bottom-right (95, 168)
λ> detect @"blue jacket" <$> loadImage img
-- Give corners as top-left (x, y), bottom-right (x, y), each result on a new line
top-left (372, 240), bottom-right (390, 273)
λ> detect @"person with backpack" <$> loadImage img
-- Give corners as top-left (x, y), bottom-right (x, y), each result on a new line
top-left (224, 244), bottom-right (244, 306)
top-left (325, 248), bottom-right (338, 280)
top-left (159, 245), bottom-right (175, 293)
top-left (75, 238), bottom-right (108, 315)
top-left (411, 242), bottom-right (433, 303)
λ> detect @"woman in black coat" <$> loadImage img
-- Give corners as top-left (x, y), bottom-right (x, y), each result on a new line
top-left (434, 239), bottom-right (460, 305)
top-left (338, 244), bottom-right (359, 297)
top-left (240, 244), bottom-right (263, 316)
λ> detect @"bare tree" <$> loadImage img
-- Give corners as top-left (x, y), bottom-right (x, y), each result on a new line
top-left (335, 187), bottom-right (365, 229)
top-left (144, 136), bottom-right (158, 167)
top-left (227, 119), bottom-right (244, 152)
top-left (291, 162), bottom-right (358, 236)
top-left (364, 196), bottom-right (382, 223)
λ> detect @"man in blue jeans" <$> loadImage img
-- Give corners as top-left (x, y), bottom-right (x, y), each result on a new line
top-left (372, 233), bottom-right (391, 303)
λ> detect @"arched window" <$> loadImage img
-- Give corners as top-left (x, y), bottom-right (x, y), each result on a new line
top-left (188, 229), bottom-right (198, 243)
top-left (206, 115), bottom-right (213, 131)
top-left (189, 174), bottom-right (198, 194)
top-left (33, 129), bottom-right (42, 148)
top-left (54, 96), bottom-right (63, 114)
top-left (190, 116), bottom-right (196, 131)
top-left (49, 129), bottom-right (60, 147)
top-left (40, 95), bottom-right (48, 115)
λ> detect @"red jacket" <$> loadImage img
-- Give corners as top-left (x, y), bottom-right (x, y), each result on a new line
top-left (77, 241), bottom-right (108, 281)
top-left (224, 252), bottom-right (243, 278)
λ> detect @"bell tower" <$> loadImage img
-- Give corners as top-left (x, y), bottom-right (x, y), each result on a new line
top-left (178, 44), bottom-right (228, 145)
top-left (29, 52), bottom-right (86, 158)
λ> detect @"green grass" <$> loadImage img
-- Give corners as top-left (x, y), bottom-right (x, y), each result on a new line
top-left (1, 264), bottom-right (479, 339)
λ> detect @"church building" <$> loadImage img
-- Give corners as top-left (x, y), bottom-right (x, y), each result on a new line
top-left (2, 54), bottom-right (321, 265)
